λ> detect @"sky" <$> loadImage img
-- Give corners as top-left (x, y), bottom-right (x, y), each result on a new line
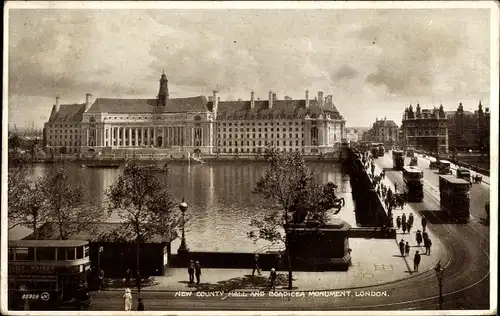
top-left (6, 5), bottom-right (493, 129)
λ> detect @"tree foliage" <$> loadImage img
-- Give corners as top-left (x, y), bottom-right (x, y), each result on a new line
top-left (107, 162), bottom-right (181, 244)
top-left (248, 146), bottom-right (340, 289)
top-left (42, 166), bottom-right (107, 240)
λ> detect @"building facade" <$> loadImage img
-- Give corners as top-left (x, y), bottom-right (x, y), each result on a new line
top-left (446, 101), bottom-right (490, 154)
top-left (401, 104), bottom-right (448, 155)
top-left (366, 118), bottom-right (399, 148)
top-left (44, 73), bottom-right (346, 156)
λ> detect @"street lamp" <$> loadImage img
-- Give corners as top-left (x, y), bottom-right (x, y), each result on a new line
top-left (434, 262), bottom-right (444, 310)
top-left (178, 198), bottom-right (189, 254)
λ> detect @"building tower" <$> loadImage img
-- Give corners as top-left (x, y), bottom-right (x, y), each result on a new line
top-left (157, 71), bottom-right (169, 107)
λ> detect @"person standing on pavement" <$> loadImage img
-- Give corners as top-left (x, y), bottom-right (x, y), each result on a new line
top-left (416, 230), bottom-right (423, 247)
top-left (408, 214), bottom-right (414, 227)
top-left (405, 242), bottom-right (410, 257)
top-left (422, 217), bottom-right (428, 232)
top-left (407, 220), bottom-right (412, 234)
top-left (399, 239), bottom-right (405, 257)
top-left (413, 251), bottom-right (421, 272)
top-left (425, 238), bottom-right (432, 255)
top-left (402, 213), bottom-right (406, 225)
top-left (98, 268), bottom-right (105, 291)
top-left (123, 288), bottom-right (132, 311)
top-left (422, 231), bottom-right (429, 243)
top-left (396, 216), bottom-right (401, 230)
top-left (195, 261), bottom-right (202, 284)
top-left (252, 254), bottom-right (262, 276)
top-left (402, 218), bottom-right (407, 234)
top-left (137, 298), bottom-right (145, 311)
top-left (188, 260), bottom-right (195, 284)
top-left (269, 268), bottom-right (277, 292)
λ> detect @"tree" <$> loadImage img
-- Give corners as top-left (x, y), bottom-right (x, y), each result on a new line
top-left (248, 146), bottom-right (340, 290)
top-left (107, 162), bottom-right (181, 293)
top-left (43, 166), bottom-right (107, 240)
top-left (7, 167), bottom-right (46, 238)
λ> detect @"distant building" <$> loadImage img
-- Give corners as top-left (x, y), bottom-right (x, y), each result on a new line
top-left (8, 134), bottom-right (41, 150)
top-left (345, 128), bottom-right (359, 143)
top-left (366, 118), bottom-right (399, 148)
top-left (43, 73), bottom-right (347, 156)
top-left (445, 101), bottom-right (490, 154)
top-left (401, 104), bottom-right (448, 155)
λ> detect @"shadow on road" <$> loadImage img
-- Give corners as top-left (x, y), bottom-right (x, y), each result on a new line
top-left (418, 210), bottom-right (458, 224)
top-left (177, 273), bottom-right (295, 291)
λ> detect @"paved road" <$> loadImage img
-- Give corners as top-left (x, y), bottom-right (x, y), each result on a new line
top-left (85, 152), bottom-right (492, 311)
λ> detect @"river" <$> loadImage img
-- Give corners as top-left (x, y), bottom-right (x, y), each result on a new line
top-left (26, 161), bottom-right (356, 252)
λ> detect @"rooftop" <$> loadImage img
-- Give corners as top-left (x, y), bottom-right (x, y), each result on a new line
top-left (48, 103), bottom-right (86, 122)
top-left (24, 222), bottom-right (178, 244)
top-left (87, 96), bottom-right (209, 114)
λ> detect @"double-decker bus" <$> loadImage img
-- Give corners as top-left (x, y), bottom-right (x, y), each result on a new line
top-left (439, 175), bottom-right (470, 223)
top-left (392, 150), bottom-right (404, 170)
top-left (402, 166), bottom-right (424, 202)
top-left (8, 240), bottom-right (91, 310)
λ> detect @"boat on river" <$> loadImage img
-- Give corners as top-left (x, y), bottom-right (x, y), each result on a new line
top-left (81, 163), bottom-right (120, 169)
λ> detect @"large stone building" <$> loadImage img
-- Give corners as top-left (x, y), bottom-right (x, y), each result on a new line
top-left (44, 73), bottom-right (346, 156)
top-left (445, 101), bottom-right (490, 154)
top-left (365, 118), bottom-right (399, 148)
top-left (401, 104), bottom-right (448, 155)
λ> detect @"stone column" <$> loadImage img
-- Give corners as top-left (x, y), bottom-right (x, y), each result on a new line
top-left (135, 128), bottom-right (138, 147)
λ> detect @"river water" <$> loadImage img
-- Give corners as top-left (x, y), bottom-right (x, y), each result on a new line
top-left (27, 161), bottom-right (357, 252)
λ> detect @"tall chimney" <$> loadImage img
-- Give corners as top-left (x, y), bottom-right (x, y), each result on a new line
top-left (305, 90), bottom-right (310, 108)
top-left (268, 90), bottom-right (273, 109)
top-left (55, 96), bottom-right (60, 112)
top-left (318, 91), bottom-right (324, 107)
top-left (85, 93), bottom-right (92, 111)
top-left (213, 90), bottom-right (219, 112)
top-left (250, 91), bottom-right (255, 109)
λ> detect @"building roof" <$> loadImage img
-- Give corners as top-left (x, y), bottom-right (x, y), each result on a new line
top-left (445, 110), bottom-right (474, 116)
top-left (9, 239), bottom-right (89, 248)
top-left (372, 120), bottom-right (398, 128)
top-left (210, 99), bottom-right (343, 119)
top-left (48, 103), bottom-right (86, 123)
top-left (86, 96), bottom-right (209, 114)
top-left (24, 222), bottom-right (177, 244)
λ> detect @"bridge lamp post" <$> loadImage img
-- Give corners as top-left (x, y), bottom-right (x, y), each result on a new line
top-left (434, 262), bottom-right (444, 310)
top-left (178, 198), bottom-right (189, 254)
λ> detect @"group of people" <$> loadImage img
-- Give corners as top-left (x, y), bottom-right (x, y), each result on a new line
top-left (398, 217), bottom-right (433, 273)
top-left (187, 260), bottom-right (202, 284)
top-left (396, 213), bottom-right (414, 234)
top-left (252, 254), bottom-right (278, 291)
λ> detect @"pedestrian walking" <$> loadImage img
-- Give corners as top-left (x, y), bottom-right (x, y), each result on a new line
top-left (405, 242), bottom-right (410, 257)
top-left (269, 268), bottom-right (277, 292)
top-left (399, 239), bottom-right (405, 257)
top-left (422, 231), bottom-right (429, 242)
top-left (123, 288), bottom-right (132, 311)
top-left (402, 219), bottom-right (407, 234)
top-left (425, 238), bottom-right (432, 255)
top-left (402, 213), bottom-right (406, 224)
top-left (416, 230), bottom-right (423, 247)
top-left (188, 260), bottom-right (195, 284)
top-left (394, 182), bottom-right (398, 193)
top-left (195, 261), bottom-right (202, 284)
top-left (422, 217), bottom-right (428, 232)
top-left (252, 254), bottom-right (262, 276)
top-left (407, 221), bottom-right (412, 234)
top-left (408, 213), bottom-right (414, 227)
top-left (413, 251), bottom-right (421, 272)
top-left (396, 216), bottom-right (401, 230)
top-left (137, 298), bottom-right (145, 311)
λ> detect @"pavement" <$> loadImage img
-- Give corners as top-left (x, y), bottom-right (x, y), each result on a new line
top-left (100, 156), bottom-right (444, 294)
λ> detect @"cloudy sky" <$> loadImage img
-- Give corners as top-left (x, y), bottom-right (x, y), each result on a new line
top-left (6, 5), bottom-right (492, 128)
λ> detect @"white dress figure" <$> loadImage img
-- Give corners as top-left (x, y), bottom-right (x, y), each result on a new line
top-left (123, 288), bottom-right (132, 311)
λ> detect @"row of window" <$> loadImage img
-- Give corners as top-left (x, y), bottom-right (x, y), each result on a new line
top-left (218, 140), bottom-right (307, 147)
top-left (219, 127), bottom-right (305, 133)
top-left (219, 148), bottom-right (305, 154)
top-left (49, 135), bottom-right (80, 140)
top-left (47, 129), bottom-right (80, 134)
top-left (219, 121), bottom-right (304, 126)
top-left (218, 133), bottom-right (304, 139)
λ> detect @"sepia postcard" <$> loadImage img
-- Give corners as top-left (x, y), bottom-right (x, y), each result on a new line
top-left (1, 1), bottom-right (498, 315)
